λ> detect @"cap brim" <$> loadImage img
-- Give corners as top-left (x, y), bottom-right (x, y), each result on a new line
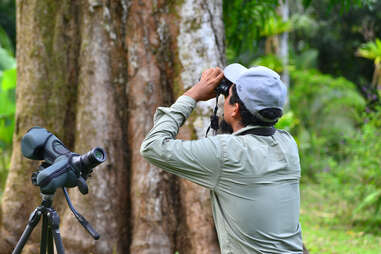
top-left (223, 63), bottom-right (248, 83)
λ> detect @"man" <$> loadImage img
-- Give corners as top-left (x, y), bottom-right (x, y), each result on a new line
top-left (140, 64), bottom-right (303, 253)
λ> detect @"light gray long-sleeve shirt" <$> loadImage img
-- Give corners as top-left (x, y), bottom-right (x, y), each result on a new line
top-left (140, 95), bottom-right (303, 254)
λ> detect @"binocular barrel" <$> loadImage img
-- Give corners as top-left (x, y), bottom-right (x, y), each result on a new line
top-left (215, 77), bottom-right (233, 97)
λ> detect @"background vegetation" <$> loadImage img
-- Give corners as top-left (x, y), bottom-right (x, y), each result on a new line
top-left (1, 0), bottom-right (380, 252)
top-left (0, 0), bottom-right (16, 198)
top-left (226, 0), bottom-right (381, 252)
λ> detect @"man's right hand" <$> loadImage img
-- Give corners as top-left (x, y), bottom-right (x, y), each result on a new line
top-left (184, 67), bottom-right (224, 102)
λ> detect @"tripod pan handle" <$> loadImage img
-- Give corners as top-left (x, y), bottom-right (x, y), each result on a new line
top-left (80, 216), bottom-right (100, 240)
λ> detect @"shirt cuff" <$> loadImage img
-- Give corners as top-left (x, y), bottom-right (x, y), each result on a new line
top-left (171, 95), bottom-right (197, 119)
top-left (177, 95), bottom-right (197, 107)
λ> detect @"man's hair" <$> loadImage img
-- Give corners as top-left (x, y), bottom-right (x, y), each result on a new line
top-left (229, 84), bottom-right (282, 127)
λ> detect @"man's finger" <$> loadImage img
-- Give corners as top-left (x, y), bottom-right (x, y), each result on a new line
top-left (210, 71), bottom-right (224, 85)
top-left (202, 68), bottom-right (213, 78)
top-left (213, 67), bottom-right (223, 77)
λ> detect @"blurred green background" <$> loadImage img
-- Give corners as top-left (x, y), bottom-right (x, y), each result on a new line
top-left (1, 0), bottom-right (381, 252)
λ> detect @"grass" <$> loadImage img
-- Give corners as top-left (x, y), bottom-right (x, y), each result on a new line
top-left (300, 183), bottom-right (381, 254)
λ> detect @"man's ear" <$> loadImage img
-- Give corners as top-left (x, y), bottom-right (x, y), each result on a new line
top-left (232, 103), bottom-right (240, 119)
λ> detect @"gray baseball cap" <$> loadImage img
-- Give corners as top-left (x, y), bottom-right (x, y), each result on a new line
top-left (223, 63), bottom-right (287, 122)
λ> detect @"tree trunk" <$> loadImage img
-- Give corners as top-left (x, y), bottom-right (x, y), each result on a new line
top-left (0, 1), bottom-right (80, 253)
top-left (278, 0), bottom-right (290, 89)
top-left (126, 0), bottom-right (224, 253)
top-left (175, 1), bottom-right (224, 253)
top-left (126, 0), bottom-right (178, 252)
top-left (0, 0), bottom-right (224, 253)
top-left (59, 1), bottom-right (130, 253)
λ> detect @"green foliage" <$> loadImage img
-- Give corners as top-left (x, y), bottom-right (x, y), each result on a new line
top-left (0, 0), bottom-right (16, 50)
top-left (292, 49), bottom-right (319, 70)
top-left (260, 15), bottom-right (292, 37)
top-left (297, 0), bottom-right (381, 103)
top-left (0, 68), bottom-right (16, 147)
top-left (289, 69), bottom-right (366, 178)
top-left (0, 29), bottom-right (16, 198)
top-left (0, 26), bottom-right (14, 55)
top-left (356, 38), bottom-right (381, 88)
top-left (303, 0), bottom-right (376, 9)
top-left (340, 110), bottom-right (381, 216)
top-left (0, 47), bottom-right (15, 70)
top-left (356, 39), bottom-right (381, 64)
top-left (308, 109), bottom-right (381, 230)
top-left (276, 111), bottom-right (299, 133)
top-left (251, 54), bottom-right (284, 73)
top-left (223, 0), bottom-right (278, 56)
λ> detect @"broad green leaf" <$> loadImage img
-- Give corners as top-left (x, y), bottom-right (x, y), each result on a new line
top-left (0, 90), bottom-right (15, 115)
top-left (0, 47), bottom-right (15, 70)
top-left (0, 89), bottom-right (15, 147)
top-left (1, 67), bottom-right (16, 90)
top-left (0, 26), bottom-right (14, 56)
top-left (0, 116), bottom-right (14, 148)
top-left (356, 39), bottom-right (381, 63)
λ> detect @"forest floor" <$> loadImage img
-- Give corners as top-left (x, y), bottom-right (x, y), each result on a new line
top-left (301, 183), bottom-right (381, 254)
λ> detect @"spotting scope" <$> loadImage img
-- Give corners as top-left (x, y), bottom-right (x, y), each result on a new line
top-left (22, 126), bottom-right (106, 194)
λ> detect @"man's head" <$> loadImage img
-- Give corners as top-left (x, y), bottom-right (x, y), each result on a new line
top-left (220, 64), bottom-right (287, 133)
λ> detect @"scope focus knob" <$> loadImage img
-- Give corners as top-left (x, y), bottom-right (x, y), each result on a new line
top-left (31, 171), bottom-right (39, 186)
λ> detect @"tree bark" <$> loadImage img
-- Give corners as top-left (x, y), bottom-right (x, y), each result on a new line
top-left (126, 0), bottom-right (178, 252)
top-left (0, 0), bottom-right (225, 254)
top-left (0, 1), bottom-right (80, 253)
top-left (278, 0), bottom-right (290, 88)
top-left (175, 1), bottom-right (224, 253)
top-left (59, 1), bottom-right (129, 253)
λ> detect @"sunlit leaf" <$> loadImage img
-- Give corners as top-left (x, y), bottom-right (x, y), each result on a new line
top-left (1, 67), bottom-right (16, 91)
top-left (356, 39), bottom-right (381, 64)
top-left (0, 47), bottom-right (15, 70)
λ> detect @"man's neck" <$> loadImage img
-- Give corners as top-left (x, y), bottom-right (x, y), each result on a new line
top-left (231, 121), bottom-right (244, 133)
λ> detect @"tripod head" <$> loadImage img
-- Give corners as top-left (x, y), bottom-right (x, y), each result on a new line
top-left (22, 127), bottom-right (106, 194)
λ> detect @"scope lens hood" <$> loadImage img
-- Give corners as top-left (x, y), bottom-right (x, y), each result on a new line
top-left (21, 127), bottom-right (52, 160)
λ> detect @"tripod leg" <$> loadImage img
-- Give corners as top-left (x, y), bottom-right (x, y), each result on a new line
top-left (40, 213), bottom-right (49, 254)
top-left (47, 208), bottom-right (65, 254)
top-left (47, 226), bottom-right (54, 254)
top-left (12, 207), bottom-right (43, 254)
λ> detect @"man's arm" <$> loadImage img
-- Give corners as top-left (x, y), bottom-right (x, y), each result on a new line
top-left (140, 67), bottom-right (224, 189)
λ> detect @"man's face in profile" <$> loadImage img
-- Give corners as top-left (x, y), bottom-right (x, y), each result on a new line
top-left (220, 85), bottom-right (234, 134)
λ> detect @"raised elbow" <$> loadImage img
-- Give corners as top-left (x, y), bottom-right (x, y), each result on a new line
top-left (140, 141), bottom-right (149, 158)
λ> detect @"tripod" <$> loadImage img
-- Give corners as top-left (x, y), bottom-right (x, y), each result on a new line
top-left (12, 193), bottom-right (64, 254)
top-left (12, 188), bottom-right (99, 254)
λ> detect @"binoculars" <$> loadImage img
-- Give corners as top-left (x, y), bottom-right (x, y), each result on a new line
top-left (215, 77), bottom-right (233, 97)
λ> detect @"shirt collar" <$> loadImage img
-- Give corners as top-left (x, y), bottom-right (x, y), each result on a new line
top-left (232, 125), bottom-right (272, 136)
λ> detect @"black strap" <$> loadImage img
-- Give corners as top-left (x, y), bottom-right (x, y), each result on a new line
top-left (237, 127), bottom-right (276, 136)
top-left (205, 95), bottom-right (220, 137)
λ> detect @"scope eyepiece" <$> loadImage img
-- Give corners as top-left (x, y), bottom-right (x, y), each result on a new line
top-left (71, 147), bottom-right (106, 179)
top-left (80, 147), bottom-right (106, 169)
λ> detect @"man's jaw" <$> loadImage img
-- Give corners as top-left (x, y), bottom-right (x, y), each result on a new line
top-left (219, 117), bottom-right (233, 134)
